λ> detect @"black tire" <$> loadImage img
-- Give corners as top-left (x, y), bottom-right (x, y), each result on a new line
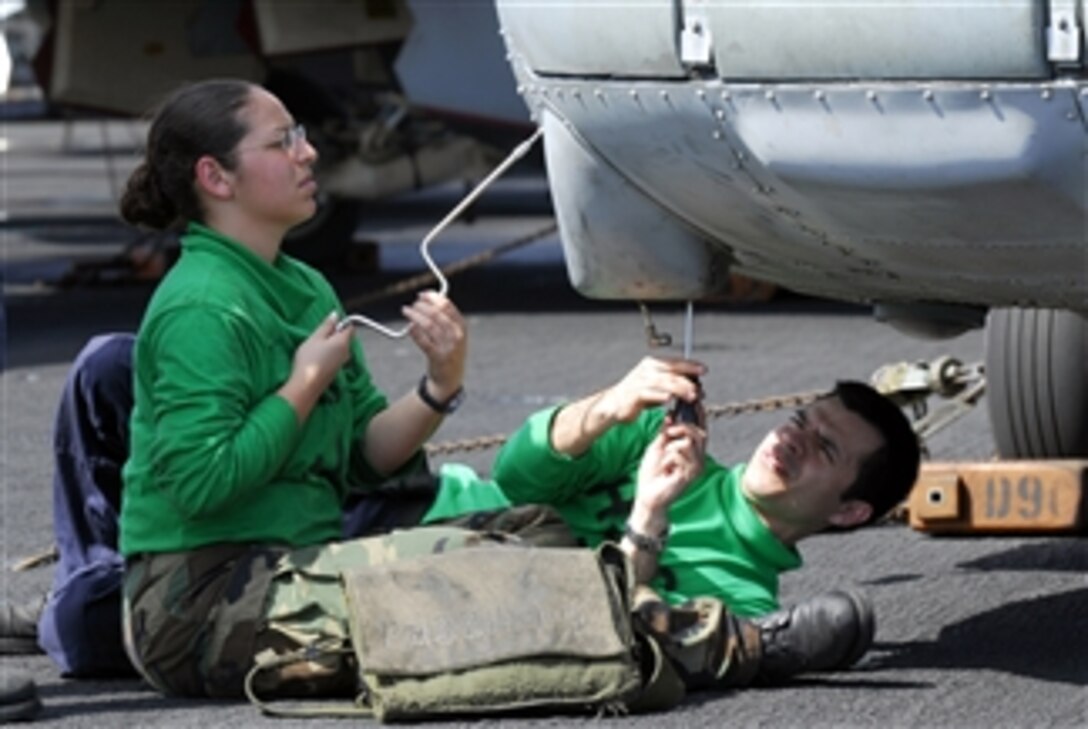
top-left (984, 307), bottom-right (1088, 458)
top-left (282, 194), bottom-right (362, 267)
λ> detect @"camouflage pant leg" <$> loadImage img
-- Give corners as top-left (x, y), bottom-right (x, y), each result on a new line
top-left (249, 525), bottom-right (499, 697)
top-left (122, 528), bottom-right (491, 699)
top-left (632, 586), bottom-right (762, 694)
top-left (122, 544), bottom-right (284, 698)
top-left (430, 503), bottom-right (580, 548)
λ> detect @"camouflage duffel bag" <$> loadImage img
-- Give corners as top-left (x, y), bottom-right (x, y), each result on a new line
top-left (248, 542), bottom-right (648, 722)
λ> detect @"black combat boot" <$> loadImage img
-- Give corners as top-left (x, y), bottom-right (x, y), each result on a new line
top-left (753, 589), bottom-right (874, 685)
top-left (0, 598), bottom-right (45, 655)
top-left (0, 672), bottom-right (42, 723)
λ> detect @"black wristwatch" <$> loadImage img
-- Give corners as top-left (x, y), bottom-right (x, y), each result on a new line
top-left (416, 375), bottom-right (464, 415)
top-left (624, 521), bottom-right (668, 555)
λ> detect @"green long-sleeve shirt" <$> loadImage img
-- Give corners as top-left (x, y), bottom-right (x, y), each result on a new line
top-left (485, 406), bottom-right (802, 615)
top-left (120, 223), bottom-right (398, 555)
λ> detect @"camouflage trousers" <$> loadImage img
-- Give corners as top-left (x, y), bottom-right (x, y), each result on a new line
top-left (122, 517), bottom-right (761, 702)
top-left (122, 526), bottom-right (495, 698)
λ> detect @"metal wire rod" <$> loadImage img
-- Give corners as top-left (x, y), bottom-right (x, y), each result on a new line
top-left (337, 126), bottom-right (545, 338)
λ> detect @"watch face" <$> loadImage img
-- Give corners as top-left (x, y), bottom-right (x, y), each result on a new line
top-left (446, 389), bottom-right (465, 413)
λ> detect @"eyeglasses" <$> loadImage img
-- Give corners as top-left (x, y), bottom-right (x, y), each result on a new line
top-left (237, 124), bottom-right (307, 155)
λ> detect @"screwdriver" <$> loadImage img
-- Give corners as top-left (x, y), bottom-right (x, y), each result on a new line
top-left (669, 301), bottom-right (701, 424)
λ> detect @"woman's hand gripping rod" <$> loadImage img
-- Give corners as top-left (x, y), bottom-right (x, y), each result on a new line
top-left (335, 127), bottom-right (545, 338)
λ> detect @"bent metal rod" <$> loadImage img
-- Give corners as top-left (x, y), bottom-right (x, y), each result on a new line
top-left (335, 126), bottom-right (545, 339)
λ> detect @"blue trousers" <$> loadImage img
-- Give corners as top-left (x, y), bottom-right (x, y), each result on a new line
top-left (38, 334), bottom-right (436, 677)
top-left (38, 334), bottom-right (134, 676)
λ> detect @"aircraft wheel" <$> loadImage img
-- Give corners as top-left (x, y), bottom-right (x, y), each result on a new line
top-left (984, 307), bottom-right (1088, 458)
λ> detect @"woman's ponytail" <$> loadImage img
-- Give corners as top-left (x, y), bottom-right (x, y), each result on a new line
top-left (119, 79), bottom-right (252, 230)
top-left (119, 162), bottom-right (179, 230)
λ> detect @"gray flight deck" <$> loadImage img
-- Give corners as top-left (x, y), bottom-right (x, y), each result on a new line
top-left (2, 120), bottom-right (1085, 727)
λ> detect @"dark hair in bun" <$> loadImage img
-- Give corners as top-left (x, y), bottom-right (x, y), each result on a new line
top-left (120, 79), bottom-right (252, 230)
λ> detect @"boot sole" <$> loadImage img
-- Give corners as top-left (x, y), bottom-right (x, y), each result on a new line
top-left (0, 696), bottom-right (43, 722)
top-left (0, 675), bottom-right (42, 722)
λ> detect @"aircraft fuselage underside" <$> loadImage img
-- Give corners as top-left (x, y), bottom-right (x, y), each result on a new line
top-left (522, 75), bottom-right (1087, 310)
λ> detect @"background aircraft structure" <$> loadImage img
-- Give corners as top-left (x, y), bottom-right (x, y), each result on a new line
top-left (494, 0), bottom-right (1088, 460)
top-left (11, 0), bottom-right (1086, 460)
top-left (17, 0), bottom-right (532, 261)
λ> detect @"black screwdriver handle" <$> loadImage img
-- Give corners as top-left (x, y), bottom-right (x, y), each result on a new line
top-left (668, 376), bottom-right (701, 425)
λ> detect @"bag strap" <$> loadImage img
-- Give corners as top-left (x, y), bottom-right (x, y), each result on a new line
top-left (244, 642), bottom-right (372, 719)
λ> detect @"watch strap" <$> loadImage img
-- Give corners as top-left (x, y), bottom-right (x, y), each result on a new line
top-left (416, 376), bottom-right (463, 414)
top-left (624, 521), bottom-right (667, 554)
